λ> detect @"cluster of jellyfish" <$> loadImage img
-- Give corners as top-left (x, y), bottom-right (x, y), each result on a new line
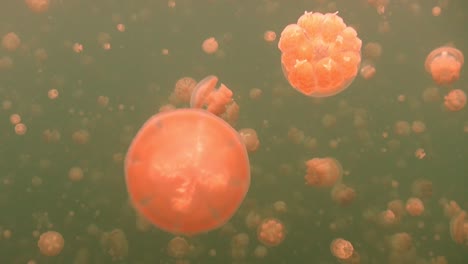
top-left (6, 2), bottom-right (466, 263)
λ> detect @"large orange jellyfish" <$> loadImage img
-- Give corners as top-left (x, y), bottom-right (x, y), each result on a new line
top-left (278, 12), bottom-right (362, 97)
top-left (125, 109), bottom-right (250, 235)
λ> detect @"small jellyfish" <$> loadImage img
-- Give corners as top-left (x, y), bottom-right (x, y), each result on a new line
top-left (100, 229), bottom-right (129, 261)
top-left (405, 197), bottom-right (425, 216)
top-left (411, 121), bottom-right (426, 134)
top-left (245, 210), bottom-right (262, 229)
top-left (360, 61), bottom-right (377, 80)
top-left (257, 218), bottom-right (285, 247)
top-left (2, 32), bottom-right (21, 52)
top-left (273, 201), bottom-right (287, 214)
top-left (331, 183), bottom-right (356, 206)
top-left (190, 75), bottom-right (234, 116)
top-left (232, 232), bottom-right (250, 249)
top-left (68, 166), bottom-right (84, 182)
top-left (15, 123), bottom-right (27, 135)
top-left (389, 232), bottom-right (413, 253)
top-left (442, 200), bottom-right (461, 219)
top-left (363, 42), bottom-right (382, 60)
top-left (173, 77), bottom-right (197, 104)
top-left (449, 210), bottom-right (466, 244)
top-left (377, 209), bottom-right (398, 227)
top-left (425, 46), bottom-right (464, 86)
top-left (238, 128), bottom-right (260, 152)
top-left (394, 120), bottom-right (411, 136)
top-left (202, 37), bottom-right (219, 54)
top-left (249, 88), bottom-right (263, 100)
top-left (263, 30), bottom-right (276, 43)
top-left (305, 157), bottom-right (342, 187)
top-left (37, 231), bottom-right (64, 257)
top-left (422, 86), bottom-right (441, 103)
top-left (444, 89), bottom-right (466, 111)
top-left (330, 238), bottom-right (353, 260)
top-left (25, 0), bottom-right (50, 13)
top-left (253, 245), bottom-right (268, 258)
top-left (167, 236), bottom-right (190, 258)
top-left (387, 199), bottom-right (405, 219)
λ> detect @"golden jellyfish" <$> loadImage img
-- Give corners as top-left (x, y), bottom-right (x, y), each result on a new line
top-left (416, 150), bottom-right (428, 162)
top-left (42, 129), bottom-right (61, 143)
top-left (405, 197), bottom-right (424, 216)
top-left (223, 101), bottom-right (240, 125)
top-left (442, 199), bottom-right (461, 219)
top-left (202, 37), bottom-right (219, 54)
top-left (322, 114), bottom-right (337, 128)
top-left (238, 128), bottom-right (260, 152)
top-left (10, 114), bottom-right (21, 125)
top-left (330, 238), bottom-right (353, 260)
top-left (444, 89), bottom-right (466, 111)
top-left (249, 88), bottom-right (263, 100)
top-left (363, 42), bottom-right (382, 60)
top-left (377, 209), bottom-right (398, 227)
top-left (97, 95), bottom-right (110, 107)
top-left (273, 200), bottom-right (287, 214)
top-left (68, 166), bottom-right (84, 182)
top-left (257, 218), bottom-right (286, 247)
top-left (394, 120), bottom-right (411, 136)
top-left (331, 183), bottom-right (356, 207)
top-left (15, 123), bottom-right (27, 135)
top-left (245, 210), bottom-right (262, 229)
top-left (2, 32), bottom-right (21, 52)
top-left (278, 12), bottom-right (362, 97)
top-left (173, 77), bottom-right (197, 104)
top-left (3, 229), bottom-right (12, 239)
top-left (449, 210), bottom-right (466, 244)
top-left (190, 75), bottom-right (233, 116)
top-left (48, 89), bottom-right (59, 100)
top-left (167, 236), bottom-right (190, 258)
top-left (431, 256), bottom-right (448, 264)
top-left (25, 0), bottom-right (50, 13)
top-left (411, 120), bottom-right (426, 134)
top-left (72, 129), bottom-right (90, 144)
top-left (422, 87), bottom-right (441, 103)
top-left (125, 109), bottom-right (250, 235)
top-left (100, 229), bottom-right (129, 260)
top-left (0, 56), bottom-right (13, 71)
top-left (231, 246), bottom-right (247, 260)
top-left (432, 6), bottom-right (442, 17)
top-left (231, 234), bottom-right (250, 260)
top-left (304, 157), bottom-right (342, 187)
top-left (37, 231), bottom-right (64, 256)
top-left (387, 199), bottom-right (405, 220)
top-left (425, 46), bottom-right (464, 86)
top-left (253, 245), bottom-right (268, 258)
top-left (263, 30), bottom-right (276, 43)
top-left (389, 232), bottom-right (413, 253)
top-left (232, 232), bottom-right (250, 249)
top-left (360, 61), bottom-right (376, 80)
top-left (287, 127), bottom-right (305, 144)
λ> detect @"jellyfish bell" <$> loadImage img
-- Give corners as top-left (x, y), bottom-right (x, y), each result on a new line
top-left (278, 11), bottom-right (362, 97)
top-left (125, 108), bottom-right (250, 236)
top-left (425, 46), bottom-right (464, 86)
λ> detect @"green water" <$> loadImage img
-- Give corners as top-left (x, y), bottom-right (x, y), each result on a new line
top-left (0, 0), bottom-right (467, 263)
